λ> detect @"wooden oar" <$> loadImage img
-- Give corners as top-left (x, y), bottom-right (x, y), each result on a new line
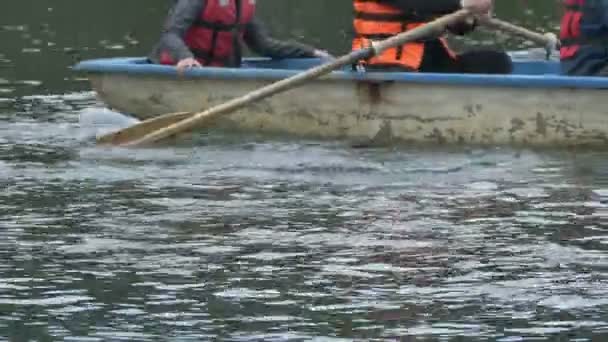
top-left (96, 111), bottom-right (192, 145)
top-left (480, 17), bottom-right (560, 51)
top-left (97, 9), bottom-right (471, 147)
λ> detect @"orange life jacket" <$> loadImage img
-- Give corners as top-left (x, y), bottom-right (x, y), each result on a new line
top-left (352, 0), bottom-right (454, 71)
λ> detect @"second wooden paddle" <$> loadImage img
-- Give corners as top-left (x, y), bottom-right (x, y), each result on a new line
top-left (481, 17), bottom-right (560, 52)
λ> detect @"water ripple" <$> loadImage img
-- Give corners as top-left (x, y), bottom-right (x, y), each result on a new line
top-left (1, 85), bottom-right (608, 340)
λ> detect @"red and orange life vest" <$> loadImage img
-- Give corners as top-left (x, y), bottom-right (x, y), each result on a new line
top-left (560, 0), bottom-right (608, 60)
top-left (161, 0), bottom-right (256, 67)
top-left (352, 0), bottom-right (454, 70)
top-left (560, 0), bottom-right (584, 59)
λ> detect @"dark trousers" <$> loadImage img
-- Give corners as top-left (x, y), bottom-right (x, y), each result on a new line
top-left (365, 40), bottom-right (513, 74)
top-left (595, 63), bottom-right (608, 76)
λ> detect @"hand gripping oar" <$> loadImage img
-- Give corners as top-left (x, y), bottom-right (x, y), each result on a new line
top-left (96, 9), bottom-right (471, 147)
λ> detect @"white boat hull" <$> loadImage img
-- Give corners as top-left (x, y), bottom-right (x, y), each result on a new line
top-left (88, 72), bottom-right (608, 147)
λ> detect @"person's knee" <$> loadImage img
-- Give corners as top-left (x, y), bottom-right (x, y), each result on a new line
top-left (492, 52), bottom-right (513, 74)
top-left (459, 50), bottom-right (512, 74)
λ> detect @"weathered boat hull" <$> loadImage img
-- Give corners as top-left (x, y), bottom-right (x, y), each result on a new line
top-left (74, 54), bottom-right (608, 147)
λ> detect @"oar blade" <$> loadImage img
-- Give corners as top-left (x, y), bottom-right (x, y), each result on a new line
top-left (96, 111), bottom-right (193, 145)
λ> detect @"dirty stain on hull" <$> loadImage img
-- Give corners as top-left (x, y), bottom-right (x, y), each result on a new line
top-left (89, 73), bottom-right (608, 147)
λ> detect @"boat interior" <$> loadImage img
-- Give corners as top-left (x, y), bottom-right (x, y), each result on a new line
top-left (72, 49), bottom-right (608, 88)
top-left (96, 53), bottom-right (559, 75)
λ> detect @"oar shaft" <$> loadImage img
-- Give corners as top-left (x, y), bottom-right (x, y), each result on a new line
top-left (373, 9), bottom-right (470, 53)
top-left (481, 17), bottom-right (559, 49)
top-left (124, 9), bottom-right (471, 147)
top-left (123, 51), bottom-right (370, 146)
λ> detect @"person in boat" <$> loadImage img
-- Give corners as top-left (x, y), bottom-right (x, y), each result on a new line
top-left (148, 0), bottom-right (332, 72)
top-left (560, 0), bottom-right (608, 76)
top-left (352, 0), bottom-right (513, 74)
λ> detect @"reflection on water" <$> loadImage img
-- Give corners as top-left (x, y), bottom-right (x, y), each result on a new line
top-left (1, 0), bottom-right (607, 340)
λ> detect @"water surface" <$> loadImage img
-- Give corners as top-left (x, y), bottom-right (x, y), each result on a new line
top-left (1, 1), bottom-right (608, 340)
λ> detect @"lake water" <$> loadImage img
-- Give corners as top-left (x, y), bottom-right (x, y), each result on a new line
top-left (1, 1), bottom-right (607, 340)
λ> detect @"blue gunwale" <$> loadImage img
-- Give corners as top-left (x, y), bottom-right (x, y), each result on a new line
top-left (72, 56), bottom-right (608, 90)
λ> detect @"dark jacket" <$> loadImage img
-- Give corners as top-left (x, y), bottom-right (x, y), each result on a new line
top-left (382, 0), bottom-right (462, 14)
top-left (561, 0), bottom-right (608, 76)
top-left (381, 0), bottom-right (476, 35)
top-left (149, 0), bottom-right (317, 66)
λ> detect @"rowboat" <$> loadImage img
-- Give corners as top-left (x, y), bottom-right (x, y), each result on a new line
top-left (73, 50), bottom-right (608, 147)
